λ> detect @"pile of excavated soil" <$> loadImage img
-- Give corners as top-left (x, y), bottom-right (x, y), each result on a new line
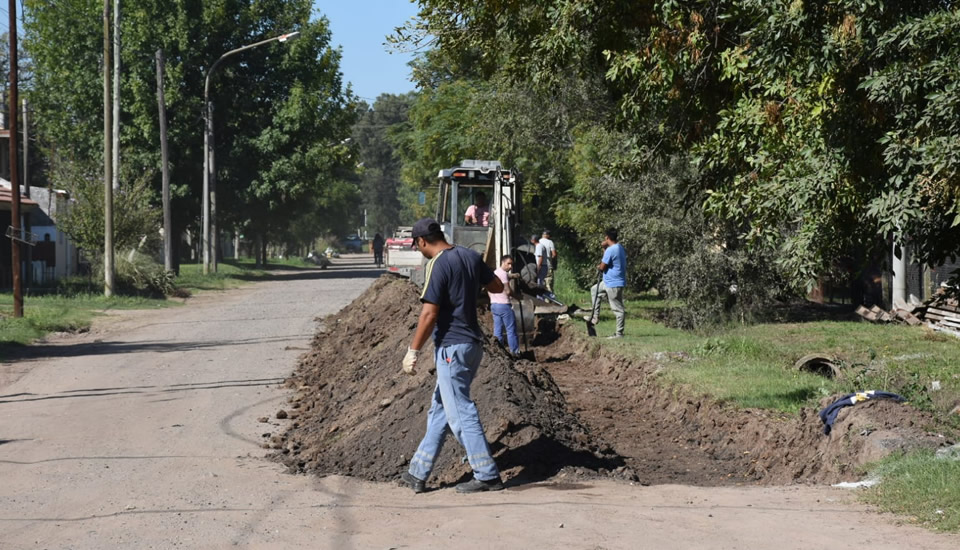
top-left (273, 276), bottom-right (629, 485)
top-left (540, 331), bottom-right (952, 485)
top-left (273, 275), bottom-right (952, 488)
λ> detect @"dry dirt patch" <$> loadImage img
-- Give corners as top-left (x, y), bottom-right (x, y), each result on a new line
top-left (273, 276), bottom-right (951, 487)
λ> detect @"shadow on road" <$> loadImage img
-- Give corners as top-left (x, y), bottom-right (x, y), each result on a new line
top-left (1, 335), bottom-right (311, 363)
top-left (0, 376), bottom-right (287, 405)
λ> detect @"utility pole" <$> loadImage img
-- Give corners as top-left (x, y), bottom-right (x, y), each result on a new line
top-left (202, 100), bottom-right (212, 274)
top-left (202, 31), bottom-right (300, 274)
top-left (103, 0), bottom-right (115, 296)
top-left (156, 49), bottom-right (173, 273)
top-left (22, 98), bottom-right (31, 287)
top-left (8, 0), bottom-right (21, 317)
top-left (22, 98), bottom-right (28, 197)
top-left (112, 0), bottom-right (120, 191)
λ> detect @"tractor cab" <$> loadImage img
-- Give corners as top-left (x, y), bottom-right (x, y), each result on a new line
top-left (436, 160), bottom-right (520, 269)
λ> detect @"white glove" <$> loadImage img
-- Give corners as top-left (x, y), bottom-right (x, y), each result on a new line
top-left (402, 348), bottom-right (419, 375)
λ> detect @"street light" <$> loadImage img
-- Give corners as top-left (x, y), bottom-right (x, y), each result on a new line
top-left (202, 31), bottom-right (300, 274)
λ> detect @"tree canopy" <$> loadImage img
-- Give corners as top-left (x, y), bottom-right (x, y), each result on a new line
top-left (24, 0), bottom-right (361, 259)
top-left (398, 0), bottom-right (960, 295)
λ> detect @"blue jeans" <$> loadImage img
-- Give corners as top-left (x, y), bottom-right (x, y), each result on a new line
top-left (408, 342), bottom-right (500, 482)
top-left (491, 303), bottom-right (519, 354)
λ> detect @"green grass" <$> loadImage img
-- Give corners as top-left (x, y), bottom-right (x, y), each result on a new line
top-left (557, 264), bottom-right (960, 532)
top-left (862, 450), bottom-right (960, 532)
top-left (555, 265), bottom-right (960, 415)
top-left (581, 308), bottom-right (960, 414)
top-left (175, 257), bottom-right (311, 291)
top-left (0, 292), bottom-right (168, 356)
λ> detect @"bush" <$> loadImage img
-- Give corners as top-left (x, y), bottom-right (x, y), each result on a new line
top-left (559, 127), bottom-right (794, 328)
top-left (88, 250), bottom-right (175, 297)
top-left (659, 245), bottom-right (784, 330)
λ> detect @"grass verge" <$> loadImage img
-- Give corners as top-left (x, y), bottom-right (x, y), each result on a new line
top-left (553, 265), bottom-right (960, 415)
top-left (0, 293), bottom-right (168, 357)
top-left (175, 257), bottom-right (312, 291)
top-left (557, 264), bottom-right (960, 532)
top-left (1, 257), bottom-right (310, 357)
top-left (862, 450), bottom-right (960, 532)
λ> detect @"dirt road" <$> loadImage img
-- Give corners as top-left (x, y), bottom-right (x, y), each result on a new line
top-left (1, 255), bottom-right (957, 549)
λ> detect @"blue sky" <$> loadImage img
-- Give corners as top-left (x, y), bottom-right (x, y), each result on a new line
top-left (314, 1), bottom-right (420, 103)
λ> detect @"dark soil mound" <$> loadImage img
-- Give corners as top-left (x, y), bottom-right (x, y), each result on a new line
top-left (273, 276), bottom-right (628, 485)
top-left (273, 276), bottom-right (952, 487)
top-left (540, 332), bottom-right (952, 485)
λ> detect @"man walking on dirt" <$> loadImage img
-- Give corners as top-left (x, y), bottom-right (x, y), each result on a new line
top-left (400, 218), bottom-right (506, 494)
top-left (584, 228), bottom-right (627, 339)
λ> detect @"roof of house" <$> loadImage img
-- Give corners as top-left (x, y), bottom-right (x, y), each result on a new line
top-left (0, 187), bottom-right (39, 213)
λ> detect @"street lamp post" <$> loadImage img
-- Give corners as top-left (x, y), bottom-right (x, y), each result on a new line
top-left (202, 31), bottom-right (299, 274)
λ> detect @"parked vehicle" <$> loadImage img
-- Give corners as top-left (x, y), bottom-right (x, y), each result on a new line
top-left (342, 234), bottom-right (364, 253)
top-left (384, 227), bottom-right (419, 278)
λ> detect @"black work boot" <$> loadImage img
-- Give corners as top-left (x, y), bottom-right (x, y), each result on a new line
top-left (400, 471), bottom-right (426, 494)
top-left (455, 476), bottom-right (504, 493)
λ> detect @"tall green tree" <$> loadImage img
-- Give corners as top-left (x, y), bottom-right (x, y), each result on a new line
top-left (24, 0), bottom-right (360, 261)
top-left (401, 0), bottom-right (960, 292)
top-left (353, 93), bottom-right (416, 233)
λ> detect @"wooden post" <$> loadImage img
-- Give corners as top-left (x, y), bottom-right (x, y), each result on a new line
top-left (156, 49), bottom-right (173, 273)
top-left (8, 0), bottom-right (22, 317)
top-left (112, 0), bottom-right (120, 191)
top-left (22, 98), bottom-right (28, 197)
top-left (103, 0), bottom-right (115, 296)
top-left (22, 98), bottom-right (31, 286)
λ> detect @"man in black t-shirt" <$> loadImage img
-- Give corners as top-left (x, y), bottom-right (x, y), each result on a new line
top-left (399, 218), bottom-right (506, 494)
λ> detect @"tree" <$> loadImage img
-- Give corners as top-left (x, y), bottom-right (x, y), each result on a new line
top-left (24, 0), bottom-right (360, 265)
top-left (399, 0), bottom-right (960, 293)
top-left (353, 93), bottom-right (417, 233)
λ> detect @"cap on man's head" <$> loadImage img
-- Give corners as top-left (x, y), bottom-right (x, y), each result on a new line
top-left (530, 234), bottom-right (540, 242)
top-left (411, 218), bottom-right (442, 239)
top-left (542, 229), bottom-right (551, 237)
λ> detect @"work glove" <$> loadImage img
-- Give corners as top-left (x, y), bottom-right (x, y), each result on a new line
top-left (402, 348), bottom-right (419, 375)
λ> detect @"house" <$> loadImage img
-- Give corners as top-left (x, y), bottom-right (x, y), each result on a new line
top-left (0, 184), bottom-right (38, 288)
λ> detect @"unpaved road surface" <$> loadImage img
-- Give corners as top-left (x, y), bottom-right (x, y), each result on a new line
top-left (1, 255), bottom-right (957, 549)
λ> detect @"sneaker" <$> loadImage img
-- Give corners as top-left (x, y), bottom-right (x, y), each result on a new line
top-left (606, 334), bottom-right (623, 339)
top-left (400, 471), bottom-right (426, 494)
top-left (456, 476), bottom-right (504, 493)
top-left (581, 314), bottom-right (598, 324)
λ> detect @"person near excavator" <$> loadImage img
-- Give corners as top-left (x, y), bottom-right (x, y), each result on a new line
top-left (399, 218), bottom-right (505, 494)
top-left (489, 254), bottom-right (521, 357)
top-left (539, 229), bottom-right (557, 293)
top-left (584, 228), bottom-right (627, 339)
top-left (531, 234), bottom-right (548, 290)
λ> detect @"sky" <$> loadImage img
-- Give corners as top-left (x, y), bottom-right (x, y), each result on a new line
top-left (314, 1), bottom-right (420, 103)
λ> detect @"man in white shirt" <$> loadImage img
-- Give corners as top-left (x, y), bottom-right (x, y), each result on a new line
top-left (539, 229), bottom-right (557, 293)
top-left (531, 235), bottom-right (548, 289)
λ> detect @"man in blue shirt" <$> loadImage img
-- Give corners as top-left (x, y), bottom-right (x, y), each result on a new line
top-left (584, 228), bottom-right (627, 339)
top-left (399, 218), bottom-right (506, 494)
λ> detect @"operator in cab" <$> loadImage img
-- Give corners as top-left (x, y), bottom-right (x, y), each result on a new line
top-left (464, 191), bottom-right (490, 227)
